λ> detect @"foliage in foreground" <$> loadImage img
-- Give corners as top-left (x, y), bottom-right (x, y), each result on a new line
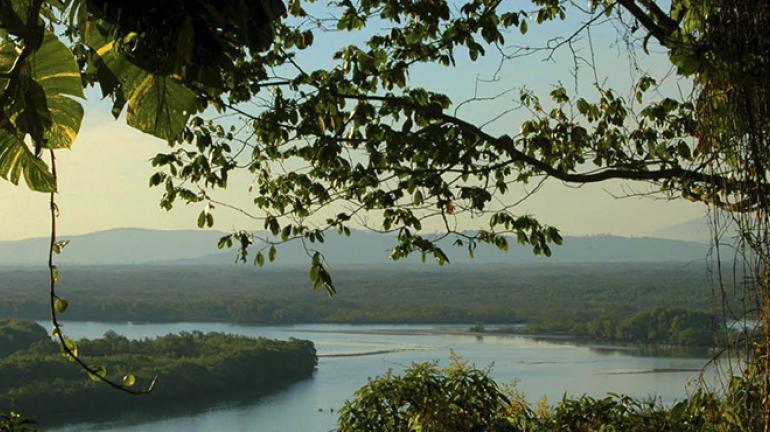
top-left (0, 0), bottom-right (760, 289)
top-left (0, 320), bottom-right (317, 426)
top-left (338, 359), bottom-right (765, 432)
top-left (0, 412), bottom-right (37, 432)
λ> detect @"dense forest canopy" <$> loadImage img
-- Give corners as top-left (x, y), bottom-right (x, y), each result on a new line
top-left (0, 264), bottom-right (724, 347)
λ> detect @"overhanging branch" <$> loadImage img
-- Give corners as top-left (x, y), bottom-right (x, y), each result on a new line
top-left (338, 92), bottom-right (757, 211)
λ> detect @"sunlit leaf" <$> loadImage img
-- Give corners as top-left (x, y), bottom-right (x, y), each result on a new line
top-left (88, 365), bottom-right (107, 382)
top-left (54, 297), bottom-right (68, 313)
top-left (0, 130), bottom-right (56, 192)
top-left (52, 240), bottom-right (70, 254)
top-left (0, 31), bottom-right (84, 191)
top-left (122, 374), bottom-right (136, 387)
top-left (86, 23), bottom-right (201, 141)
top-left (62, 337), bottom-right (78, 361)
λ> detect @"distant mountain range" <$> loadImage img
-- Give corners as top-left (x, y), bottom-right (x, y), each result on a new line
top-left (651, 215), bottom-right (739, 243)
top-left (0, 227), bottom-right (710, 266)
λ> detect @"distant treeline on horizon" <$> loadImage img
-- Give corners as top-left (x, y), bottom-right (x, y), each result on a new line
top-left (0, 263), bottom-right (734, 345)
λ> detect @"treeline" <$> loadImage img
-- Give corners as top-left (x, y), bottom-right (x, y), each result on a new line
top-left (0, 318), bottom-right (317, 427)
top-left (527, 308), bottom-right (716, 346)
top-left (0, 319), bottom-right (49, 357)
top-left (0, 297), bottom-right (519, 324)
top-left (0, 263), bottom-right (722, 326)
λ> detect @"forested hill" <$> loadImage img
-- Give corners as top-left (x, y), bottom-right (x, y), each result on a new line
top-left (0, 228), bottom-right (708, 266)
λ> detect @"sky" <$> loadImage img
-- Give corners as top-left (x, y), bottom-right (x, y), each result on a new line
top-left (0, 3), bottom-right (704, 241)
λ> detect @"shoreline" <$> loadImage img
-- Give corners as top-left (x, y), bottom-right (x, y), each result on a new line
top-left (297, 327), bottom-right (714, 354)
top-left (32, 319), bottom-right (715, 352)
top-left (299, 326), bottom-right (574, 340)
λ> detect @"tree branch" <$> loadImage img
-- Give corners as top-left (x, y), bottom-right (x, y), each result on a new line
top-left (616, 0), bottom-right (675, 46)
top-left (636, 0), bottom-right (679, 33)
top-left (334, 92), bottom-right (762, 212)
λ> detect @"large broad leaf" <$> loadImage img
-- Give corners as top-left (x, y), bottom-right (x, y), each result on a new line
top-left (125, 74), bottom-right (199, 141)
top-left (28, 32), bottom-right (85, 149)
top-left (82, 0), bottom-right (285, 83)
top-left (45, 95), bottom-right (84, 149)
top-left (12, 79), bottom-right (52, 150)
top-left (0, 40), bottom-right (16, 90)
top-left (30, 32), bottom-right (85, 100)
top-left (0, 129), bottom-right (56, 191)
top-left (86, 21), bottom-right (201, 141)
top-left (0, 31), bottom-right (85, 191)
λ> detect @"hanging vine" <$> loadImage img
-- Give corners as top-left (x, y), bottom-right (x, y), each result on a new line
top-left (688, 1), bottom-right (770, 429)
top-left (46, 150), bottom-right (156, 394)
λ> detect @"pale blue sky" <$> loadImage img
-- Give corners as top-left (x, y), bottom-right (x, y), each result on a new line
top-left (0, 2), bottom-right (703, 241)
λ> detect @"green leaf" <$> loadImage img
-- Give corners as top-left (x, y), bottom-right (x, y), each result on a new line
top-left (576, 98), bottom-right (591, 115)
top-left (0, 130), bottom-right (56, 192)
top-left (123, 374), bottom-right (136, 387)
top-left (217, 235), bottom-right (232, 249)
top-left (20, 32), bottom-right (84, 149)
top-left (54, 297), bottom-right (68, 313)
top-left (125, 74), bottom-right (200, 141)
top-left (550, 87), bottom-right (568, 103)
top-left (13, 80), bottom-right (52, 148)
top-left (87, 24), bottom-right (202, 141)
top-left (0, 42), bottom-right (16, 92)
top-left (62, 337), bottom-right (78, 361)
top-left (669, 49), bottom-right (699, 76)
top-left (30, 33), bottom-right (85, 99)
top-left (44, 95), bottom-right (84, 149)
top-left (670, 400), bottom-right (687, 419)
top-left (88, 365), bottom-right (107, 382)
top-left (0, 32), bottom-right (84, 192)
top-left (413, 190), bottom-right (423, 206)
top-left (52, 239), bottom-right (70, 254)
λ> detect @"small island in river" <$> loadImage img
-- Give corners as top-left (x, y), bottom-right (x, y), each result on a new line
top-left (0, 318), bottom-right (317, 427)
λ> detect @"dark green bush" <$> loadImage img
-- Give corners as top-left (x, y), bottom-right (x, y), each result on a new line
top-left (338, 359), bottom-right (765, 432)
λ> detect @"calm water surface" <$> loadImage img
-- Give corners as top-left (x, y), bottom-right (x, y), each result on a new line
top-left (49, 322), bottom-right (713, 432)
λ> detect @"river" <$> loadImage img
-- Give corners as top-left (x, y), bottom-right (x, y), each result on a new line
top-left (48, 321), bottom-right (714, 432)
